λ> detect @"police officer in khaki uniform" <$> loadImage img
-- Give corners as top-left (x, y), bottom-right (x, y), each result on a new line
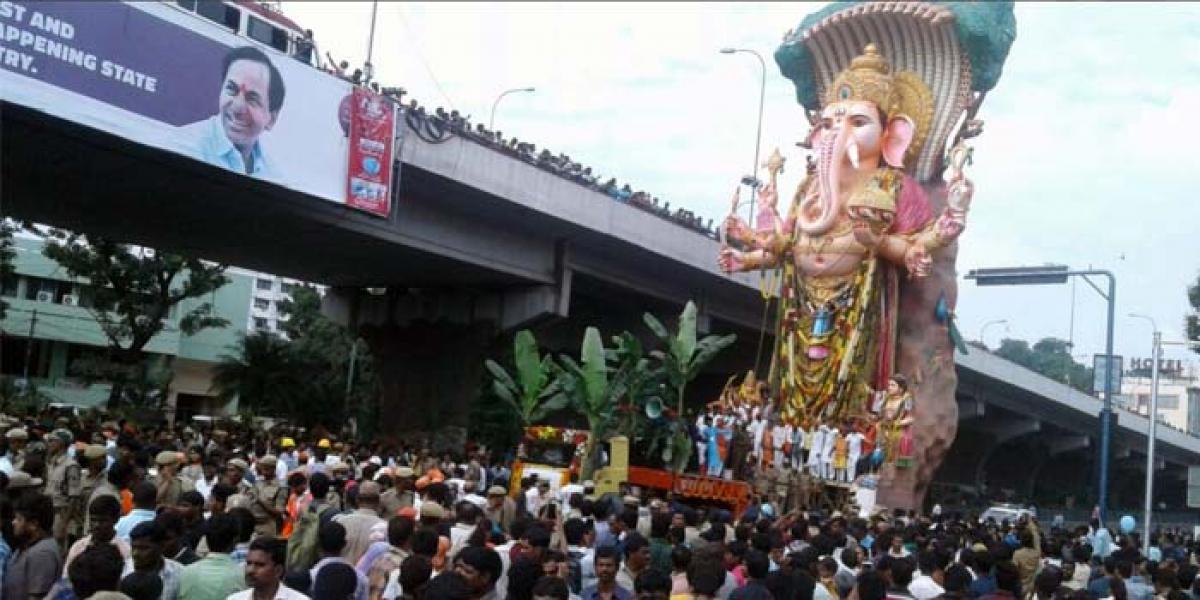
top-left (224, 458), bottom-right (254, 510)
top-left (380, 466), bottom-right (416, 518)
top-left (247, 455), bottom-right (287, 537)
top-left (80, 444), bottom-right (117, 532)
top-left (5, 426), bottom-right (29, 471)
top-left (44, 428), bottom-right (82, 547)
top-left (154, 450), bottom-right (193, 507)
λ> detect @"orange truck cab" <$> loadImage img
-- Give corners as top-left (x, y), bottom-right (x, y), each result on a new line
top-left (593, 436), bottom-right (752, 517)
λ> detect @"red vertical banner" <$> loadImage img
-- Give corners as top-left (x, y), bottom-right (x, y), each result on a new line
top-left (346, 87), bottom-right (396, 217)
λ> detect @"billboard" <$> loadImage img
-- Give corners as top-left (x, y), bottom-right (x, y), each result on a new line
top-left (0, 1), bottom-right (395, 216)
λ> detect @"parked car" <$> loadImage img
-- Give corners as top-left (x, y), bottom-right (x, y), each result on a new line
top-left (980, 503), bottom-right (1037, 524)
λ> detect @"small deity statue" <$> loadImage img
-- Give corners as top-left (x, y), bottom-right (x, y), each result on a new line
top-left (880, 374), bottom-right (915, 468)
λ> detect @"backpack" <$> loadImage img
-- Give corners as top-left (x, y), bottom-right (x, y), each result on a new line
top-left (286, 502), bottom-right (336, 571)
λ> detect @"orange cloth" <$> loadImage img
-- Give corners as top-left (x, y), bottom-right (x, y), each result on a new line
top-left (281, 491), bottom-right (311, 539)
top-left (120, 489), bottom-right (133, 516)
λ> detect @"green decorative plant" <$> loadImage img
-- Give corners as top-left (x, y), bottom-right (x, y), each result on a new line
top-left (644, 301), bottom-right (737, 472)
top-left (552, 327), bottom-right (616, 478)
top-left (484, 330), bottom-right (566, 427)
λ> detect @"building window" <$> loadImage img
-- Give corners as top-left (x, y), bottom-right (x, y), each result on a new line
top-left (254, 317), bottom-right (269, 330)
top-left (175, 0), bottom-right (198, 11)
top-left (196, 0), bottom-right (231, 28)
top-left (1157, 394), bottom-right (1180, 411)
top-left (0, 273), bottom-right (18, 297)
top-left (253, 298), bottom-right (271, 310)
top-left (280, 282), bottom-right (296, 295)
top-left (256, 278), bottom-right (273, 291)
top-left (247, 16), bottom-right (289, 53)
top-left (24, 277), bottom-right (58, 302)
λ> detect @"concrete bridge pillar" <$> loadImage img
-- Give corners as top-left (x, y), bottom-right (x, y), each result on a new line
top-left (323, 262), bottom-right (572, 450)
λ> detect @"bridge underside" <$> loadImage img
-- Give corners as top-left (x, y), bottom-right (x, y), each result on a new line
top-left (931, 364), bottom-right (1190, 512)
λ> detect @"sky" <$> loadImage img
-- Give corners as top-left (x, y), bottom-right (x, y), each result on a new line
top-left (282, 1), bottom-right (1200, 368)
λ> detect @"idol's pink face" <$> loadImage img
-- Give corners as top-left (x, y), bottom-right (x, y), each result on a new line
top-left (816, 100), bottom-right (884, 170)
top-left (219, 59), bottom-right (277, 149)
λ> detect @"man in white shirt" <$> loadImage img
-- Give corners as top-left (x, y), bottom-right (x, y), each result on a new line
top-left (820, 425), bottom-right (838, 480)
top-left (845, 425), bottom-right (866, 482)
top-left (230, 536), bottom-right (309, 599)
top-left (750, 417), bottom-right (768, 466)
top-left (909, 550), bottom-right (946, 600)
top-left (806, 425), bottom-right (825, 478)
top-left (526, 480), bottom-right (551, 516)
top-left (770, 422), bottom-right (792, 469)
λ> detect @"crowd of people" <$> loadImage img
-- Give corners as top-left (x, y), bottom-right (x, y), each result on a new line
top-left (0, 410), bottom-right (1196, 600)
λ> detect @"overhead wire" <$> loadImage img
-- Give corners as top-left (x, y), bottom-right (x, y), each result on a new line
top-left (394, 4), bottom-right (457, 112)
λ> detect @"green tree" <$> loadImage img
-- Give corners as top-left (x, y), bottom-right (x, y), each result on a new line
top-left (211, 331), bottom-right (304, 415)
top-left (644, 301), bottom-right (737, 471)
top-left (485, 330), bottom-right (567, 427)
top-left (34, 229), bottom-right (229, 407)
top-left (1187, 272), bottom-right (1199, 354)
top-left (277, 286), bottom-right (378, 435)
top-left (995, 337), bottom-right (1093, 392)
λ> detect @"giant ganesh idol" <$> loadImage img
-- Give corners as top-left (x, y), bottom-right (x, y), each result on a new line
top-left (718, 2), bottom-right (1015, 510)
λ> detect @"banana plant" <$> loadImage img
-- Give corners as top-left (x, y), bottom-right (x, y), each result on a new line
top-left (552, 326), bottom-right (616, 478)
top-left (484, 330), bottom-right (567, 427)
top-left (644, 301), bottom-right (738, 472)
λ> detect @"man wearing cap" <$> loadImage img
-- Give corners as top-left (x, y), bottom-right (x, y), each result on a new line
top-left (309, 439), bottom-right (332, 476)
top-left (155, 450), bottom-right (194, 507)
top-left (483, 485), bottom-right (516, 534)
top-left (4, 426), bottom-right (29, 474)
top-left (81, 444), bottom-right (118, 532)
top-left (333, 480), bottom-right (385, 563)
top-left (45, 427), bottom-right (83, 546)
top-left (223, 457), bottom-right (254, 510)
top-left (7, 469), bottom-right (45, 503)
top-left (247, 455), bottom-right (287, 537)
top-left (380, 467), bottom-right (415, 518)
top-left (277, 437), bottom-right (298, 482)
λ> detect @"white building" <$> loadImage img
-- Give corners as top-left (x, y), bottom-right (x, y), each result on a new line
top-left (1117, 358), bottom-right (1200, 435)
top-left (228, 269), bottom-right (316, 337)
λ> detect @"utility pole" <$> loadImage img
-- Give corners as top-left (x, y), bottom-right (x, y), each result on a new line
top-left (21, 309), bottom-right (37, 383)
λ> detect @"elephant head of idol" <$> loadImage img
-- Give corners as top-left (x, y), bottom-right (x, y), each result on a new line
top-left (799, 45), bottom-right (927, 237)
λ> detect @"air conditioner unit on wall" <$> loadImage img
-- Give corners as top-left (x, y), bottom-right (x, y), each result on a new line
top-left (61, 295), bottom-right (78, 306)
top-left (35, 291), bottom-right (54, 303)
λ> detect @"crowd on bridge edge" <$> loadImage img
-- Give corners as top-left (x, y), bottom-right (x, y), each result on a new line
top-left (290, 30), bottom-right (718, 240)
top-left (0, 408), bottom-right (1199, 600)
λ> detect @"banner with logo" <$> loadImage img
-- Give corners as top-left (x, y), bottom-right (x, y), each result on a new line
top-left (346, 87), bottom-right (395, 218)
top-left (0, 1), bottom-right (395, 215)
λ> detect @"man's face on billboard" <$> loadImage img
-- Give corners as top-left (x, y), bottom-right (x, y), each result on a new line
top-left (219, 59), bottom-right (277, 150)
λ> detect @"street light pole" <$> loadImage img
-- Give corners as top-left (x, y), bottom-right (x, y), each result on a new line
top-left (966, 265), bottom-right (1117, 524)
top-left (363, 0), bottom-right (379, 85)
top-left (1129, 313), bottom-right (1160, 556)
top-left (489, 87), bottom-right (536, 132)
top-left (979, 319), bottom-right (1008, 348)
top-left (720, 47), bottom-right (767, 221)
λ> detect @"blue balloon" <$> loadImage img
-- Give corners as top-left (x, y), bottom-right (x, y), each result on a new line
top-left (1119, 515), bottom-right (1136, 534)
